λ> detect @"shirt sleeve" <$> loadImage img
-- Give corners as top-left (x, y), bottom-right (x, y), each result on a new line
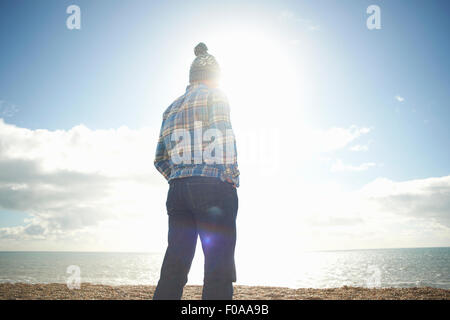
top-left (154, 120), bottom-right (171, 181)
top-left (207, 89), bottom-right (240, 185)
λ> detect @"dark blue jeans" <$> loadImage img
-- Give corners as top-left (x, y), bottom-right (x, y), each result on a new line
top-left (153, 176), bottom-right (238, 300)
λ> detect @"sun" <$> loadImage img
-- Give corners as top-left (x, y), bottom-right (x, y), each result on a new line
top-left (194, 26), bottom-right (310, 175)
top-left (200, 26), bottom-right (305, 126)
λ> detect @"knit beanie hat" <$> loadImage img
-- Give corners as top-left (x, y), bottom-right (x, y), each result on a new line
top-left (189, 43), bottom-right (221, 83)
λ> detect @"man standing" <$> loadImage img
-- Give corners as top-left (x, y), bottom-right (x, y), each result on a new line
top-left (153, 43), bottom-right (240, 300)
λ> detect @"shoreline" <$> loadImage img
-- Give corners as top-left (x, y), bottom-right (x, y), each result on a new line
top-left (0, 283), bottom-right (449, 300)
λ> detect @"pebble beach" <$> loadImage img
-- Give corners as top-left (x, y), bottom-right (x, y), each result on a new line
top-left (0, 283), bottom-right (449, 300)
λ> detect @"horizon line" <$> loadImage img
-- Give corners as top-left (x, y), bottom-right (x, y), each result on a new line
top-left (0, 245), bottom-right (449, 254)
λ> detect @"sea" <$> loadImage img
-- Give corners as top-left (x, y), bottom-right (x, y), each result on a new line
top-left (0, 247), bottom-right (449, 289)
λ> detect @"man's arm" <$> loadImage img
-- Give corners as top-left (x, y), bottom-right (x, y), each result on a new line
top-left (154, 120), bottom-right (171, 181)
top-left (207, 89), bottom-right (240, 186)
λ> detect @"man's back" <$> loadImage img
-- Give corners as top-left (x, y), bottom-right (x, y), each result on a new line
top-left (153, 43), bottom-right (239, 300)
top-left (155, 82), bottom-right (240, 187)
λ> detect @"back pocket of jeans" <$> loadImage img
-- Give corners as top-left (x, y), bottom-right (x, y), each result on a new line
top-left (187, 182), bottom-right (226, 212)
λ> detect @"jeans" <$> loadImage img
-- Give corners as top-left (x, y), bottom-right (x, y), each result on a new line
top-left (153, 176), bottom-right (238, 300)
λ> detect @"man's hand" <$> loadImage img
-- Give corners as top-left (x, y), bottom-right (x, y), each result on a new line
top-left (225, 177), bottom-right (237, 188)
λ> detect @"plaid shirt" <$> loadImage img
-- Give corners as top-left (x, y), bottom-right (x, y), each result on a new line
top-left (154, 83), bottom-right (240, 187)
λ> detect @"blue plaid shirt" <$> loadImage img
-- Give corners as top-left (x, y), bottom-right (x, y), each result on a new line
top-left (154, 83), bottom-right (240, 187)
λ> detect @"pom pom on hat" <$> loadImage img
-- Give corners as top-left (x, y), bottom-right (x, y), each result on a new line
top-left (194, 42), bottom-right (208, 56)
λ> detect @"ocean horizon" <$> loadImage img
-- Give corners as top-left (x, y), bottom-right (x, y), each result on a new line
top-left (0, 247), bottom-right (448, 289)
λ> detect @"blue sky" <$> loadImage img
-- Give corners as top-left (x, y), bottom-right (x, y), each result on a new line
top-left (0, 0), bottom-right (449, 252)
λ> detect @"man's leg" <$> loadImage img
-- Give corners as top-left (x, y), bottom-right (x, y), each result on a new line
top-left (153, 184), bottom-right (198, 300)
top-left (200, 222), bottom-right (236, 300)
top-left (190, 181), bottom-right (238, 300)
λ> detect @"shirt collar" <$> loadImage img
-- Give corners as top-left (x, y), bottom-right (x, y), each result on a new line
top-left (186, 83), bottom-right (208, 92)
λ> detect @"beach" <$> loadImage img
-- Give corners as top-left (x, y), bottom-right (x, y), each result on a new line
top-left (0, 283), bottom-right (449, 300)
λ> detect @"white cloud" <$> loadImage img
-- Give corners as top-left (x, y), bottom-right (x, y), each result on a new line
top-left (395, 95), bottom-right (405, 102)
top-left (279, 10), bottom-right (294, 20)
top-left (349, 144), bottom-right (369, 152)
top-left (243, 174), bottom-right (450, 252)
top-left (331, 159), bottom-right (376, 172)
top-left (0, 119), bottom-right (167, 251)
top-left (230, 125), bottom-right (372, 178)
top-left (0, 119), bottom-right (373, 249)
top-left (278, 10), bottom-right (320, 32)
top-left (299, 125), bottom-right (372, 153)
top-left (307, 25), bottom-right (320, 31)
top-left (1, 119), bottom-right (447, 252)
top-left (275, 175), bottom-right (450, 250)
top-left (360, 176), bottom-right (450, 227)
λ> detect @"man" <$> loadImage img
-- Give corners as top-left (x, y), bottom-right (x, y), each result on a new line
top-left (153, 43), bottom-right (240, 300)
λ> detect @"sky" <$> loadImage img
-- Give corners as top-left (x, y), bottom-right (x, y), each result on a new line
top-left (0, 0), bottom-right (449, 259)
